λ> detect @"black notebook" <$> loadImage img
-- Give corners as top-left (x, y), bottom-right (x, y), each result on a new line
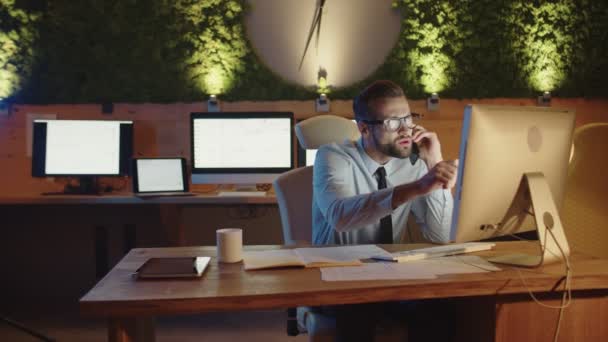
top-left (135, 256), bottom-right (211, 279)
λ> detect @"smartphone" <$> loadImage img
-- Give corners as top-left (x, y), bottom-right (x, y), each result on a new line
top-left (409, 142), bottom-right (419, 165)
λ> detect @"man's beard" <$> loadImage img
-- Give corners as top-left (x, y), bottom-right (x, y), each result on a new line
top-left (372, 131), bottom-right (411, 159)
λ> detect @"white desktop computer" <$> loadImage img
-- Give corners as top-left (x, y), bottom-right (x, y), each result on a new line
top-left (450, 105), bottom-right (575, 267)
top-left (190, 112), bottom-right (294, 194)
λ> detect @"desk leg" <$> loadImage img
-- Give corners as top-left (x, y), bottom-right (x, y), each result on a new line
top-left (123, 224), bottom-right (137, 254)
top-left (453, 290), bottom-right (608, 342)
top-left (109, 317), bottom-right (155, 342)
top-left (159, 204), bottom-right (185, 246)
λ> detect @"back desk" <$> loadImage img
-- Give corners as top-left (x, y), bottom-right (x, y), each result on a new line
top-left (0, 193), bottom-right (277, 244)
top-left (0, 193), bottom-right (278, 278)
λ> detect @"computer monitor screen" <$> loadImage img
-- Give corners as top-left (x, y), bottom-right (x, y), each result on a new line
top-left (32, 119), bottom-right (133, 177)
top-left (191, 112), bottom-right (294, 184)
top-left (450, 105), bottom-right (575, 243)
top-left (297, 119), bottom-right (357, 167)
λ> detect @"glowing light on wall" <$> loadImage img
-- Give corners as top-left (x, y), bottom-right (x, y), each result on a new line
top-left (178, 0), bottom-right (248, 95)
top-left (316, 76), bottom-right (329, 94)
top-left (202, 66), bottom-right (227, 95)
top-left (316, 67), bottom-right (330, 94)
top-left (0, 2), bottom-right (40, 99)
top-left (410, 31), bottom-right (451, 93)
top-left (395, 0), bottom-right (459, 95)
top-left (0, 43), bottom-right (19, 98)
top-left (507, 1), bottom-right (579, 92)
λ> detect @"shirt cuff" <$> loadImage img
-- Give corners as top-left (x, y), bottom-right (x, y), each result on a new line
top-left (429, 188), bottom-right (451, 201)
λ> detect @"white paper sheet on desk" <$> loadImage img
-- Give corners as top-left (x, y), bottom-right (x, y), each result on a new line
top-left (295, 245), bottom-right (392, 264)
top-left (321, 263), bottom-right (438, 281)
top-left (320, 256), bottom-right (500, 281)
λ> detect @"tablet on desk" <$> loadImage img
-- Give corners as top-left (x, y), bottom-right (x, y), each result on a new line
top-left (135, 256), bottom-right (211, 279)
top-left (133, 158), bottom-right (195, 197)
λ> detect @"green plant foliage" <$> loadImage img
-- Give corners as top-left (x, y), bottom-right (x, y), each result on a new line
top-left (0, 0), bottom-right (40, 99)
top-left (382, 0), bottom-right (607, 98)
top-left (23, 0), bottom-right (196, 103)
top-left (177, 0), bottom-right (317, 100)
top-left (448, 1), bottom-right (527, 97)
top-left (505, 0), bottom-right (585, 93)
top-left (562, 0), bottom-right (608, 97)
top-left (173, 0), bottom-right (248, 95)
top-left (392, 0), bottom-right (460, 95)
top-left (4, 0), bottom-right (608, 102)
top-left (15, 0), bottom-right (316, 103)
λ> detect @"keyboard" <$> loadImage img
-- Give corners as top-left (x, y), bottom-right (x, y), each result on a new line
top-left (372, 242), bottom-right (496, 262)
top-left (217, 191), bottom-right (267, 197)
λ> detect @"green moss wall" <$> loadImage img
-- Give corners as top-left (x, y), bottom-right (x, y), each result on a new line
top-left (1, 0), bottom-right (606, 103)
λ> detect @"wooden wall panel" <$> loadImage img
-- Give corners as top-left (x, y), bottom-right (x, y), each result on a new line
top-left (3, 99), bottom-right (606, 195)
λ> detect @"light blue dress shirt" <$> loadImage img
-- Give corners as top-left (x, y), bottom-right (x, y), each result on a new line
top-left (312, 139), bottom-right (453, 245)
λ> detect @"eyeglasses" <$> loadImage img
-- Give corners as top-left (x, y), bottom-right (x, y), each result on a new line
top-left (360, 113), bottom-right (422, 132)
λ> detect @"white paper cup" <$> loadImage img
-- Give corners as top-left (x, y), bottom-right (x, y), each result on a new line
top-left (216, 228), bottom-right (243, 263)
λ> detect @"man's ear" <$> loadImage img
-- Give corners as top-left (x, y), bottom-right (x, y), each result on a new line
top-left (358, 122), bottom-right (370, 137)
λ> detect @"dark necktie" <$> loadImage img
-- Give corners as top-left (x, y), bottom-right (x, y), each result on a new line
top-left (376, 167), bottom-right (393, 244)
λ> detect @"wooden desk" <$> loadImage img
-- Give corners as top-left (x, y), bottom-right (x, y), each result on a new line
top-left (80, 241), bottom-right (608, 342)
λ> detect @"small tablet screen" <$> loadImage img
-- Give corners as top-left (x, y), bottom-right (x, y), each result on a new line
top-left (135, 158), bottom-right (185, 192)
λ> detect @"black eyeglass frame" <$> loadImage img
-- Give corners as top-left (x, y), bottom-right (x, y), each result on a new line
top-left (358, 112), bottom-right (423, 132)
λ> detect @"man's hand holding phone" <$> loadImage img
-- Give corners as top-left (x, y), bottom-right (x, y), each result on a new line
top-left (411, 126), bottom-right (443, 169)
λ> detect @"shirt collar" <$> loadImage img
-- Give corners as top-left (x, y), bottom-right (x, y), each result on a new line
top-left (356, 138), bottom-right (396, 176)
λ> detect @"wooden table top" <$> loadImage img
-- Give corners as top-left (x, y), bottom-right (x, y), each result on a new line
top-left (0, 193), bottom-right (277, 205)
top-left (79, 241), bottom-right (608, 317)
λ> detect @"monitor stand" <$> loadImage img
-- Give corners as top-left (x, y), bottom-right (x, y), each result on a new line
top-left (487, 172), bottom-right (570, 267)
top-left (42, 176), bottom-right (105, 196)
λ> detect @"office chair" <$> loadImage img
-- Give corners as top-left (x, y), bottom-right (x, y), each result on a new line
top-left (294, 114), bottom-right (361, 149)
top-left (561, 122), bottom-right (608, 258)
top-left (275, 115), bottom-right (359, 342)
top-left (275, 166), bottom-right (333, 341)
top-left (275, 115), bottom-right (407, 341)
top-left (275, 166), bottom-right (315, 247)
top-left (278, 115), bottom-right (360, 246)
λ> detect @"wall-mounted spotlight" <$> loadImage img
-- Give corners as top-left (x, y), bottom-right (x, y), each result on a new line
top-left (537, 91), bottom-right (551, 107)
top-left (207, 94), bottom-right (220, 112)
top-left (427, 92), bottom-right (440, 111)
top-left (101, 102), bottom-right (114, 115)
top-left (315, 93), bottom-right (330, 112)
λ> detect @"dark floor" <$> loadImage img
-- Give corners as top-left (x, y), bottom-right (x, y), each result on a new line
top-left (0, 303), bottom-right (307, 342)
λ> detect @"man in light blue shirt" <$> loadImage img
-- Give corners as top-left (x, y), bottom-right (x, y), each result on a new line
top-left (313, 80), bottom-right (458, 246)
top-left (309, 80), bottom-right (459, 342)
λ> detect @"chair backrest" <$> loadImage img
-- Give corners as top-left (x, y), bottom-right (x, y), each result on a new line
top-left (274, 115), bottom-right (360, 245)
top-left (295, 115), bottom-right (360, 149)
top-left (561, 123), bottom-right (608, 258)
top-left (274, 166), bottom-right (314, 245)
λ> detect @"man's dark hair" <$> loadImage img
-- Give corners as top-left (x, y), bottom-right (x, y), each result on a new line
top-left (353, 80), bottom-right (405, 121)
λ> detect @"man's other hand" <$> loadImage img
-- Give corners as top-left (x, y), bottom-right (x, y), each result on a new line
top-left (417, 159), bottom-right (459, 193)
